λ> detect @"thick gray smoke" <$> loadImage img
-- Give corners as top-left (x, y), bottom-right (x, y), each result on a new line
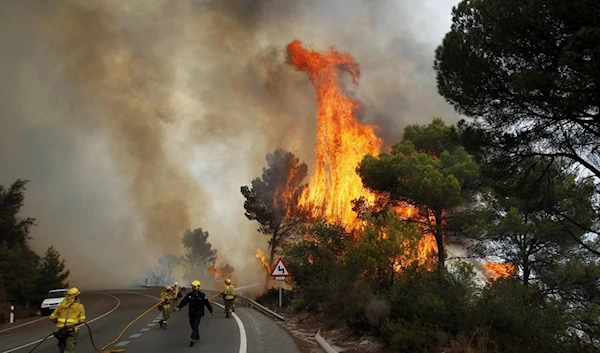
top-left (0, 0), bottom-right (459, 289)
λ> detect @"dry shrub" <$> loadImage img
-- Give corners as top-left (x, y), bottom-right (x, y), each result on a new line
top-left (365, 297), bottom-right (390, 328)
top-left (443, 329), bottom-right (501, 353)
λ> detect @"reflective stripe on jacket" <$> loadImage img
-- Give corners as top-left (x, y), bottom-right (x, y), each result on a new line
top-left (50, 303), bottom-right (86, 330)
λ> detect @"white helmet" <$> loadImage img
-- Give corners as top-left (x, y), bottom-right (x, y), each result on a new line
top-left (174, 282), bottom-right (178, 286)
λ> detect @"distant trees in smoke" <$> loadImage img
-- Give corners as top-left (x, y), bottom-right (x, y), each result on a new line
top-left (0, 180), bottom-right (70, 323)
top-left (141, 227), bottom-right (234, 288)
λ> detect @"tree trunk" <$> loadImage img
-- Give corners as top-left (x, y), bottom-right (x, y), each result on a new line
top-left (434, 210), bottom-right (445, 272)
top-left (523, 258), bottom-right (530, 286)
top-left (263, 241), bottom-right (277, 293)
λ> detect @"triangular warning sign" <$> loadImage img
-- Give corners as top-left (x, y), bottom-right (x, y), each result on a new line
top-left (270, 258), bottom-right (291, 277)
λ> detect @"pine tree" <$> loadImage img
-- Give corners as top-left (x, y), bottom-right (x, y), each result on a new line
top-left (38, 246), bottom-right (70, 297)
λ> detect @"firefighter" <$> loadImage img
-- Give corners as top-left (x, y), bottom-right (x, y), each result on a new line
top-left (172, 282), bottom-right (182, 311)
top-left (222, 278), bottom-right (235, 318)
top-left (158, 285), bottom-right (174, 329)
top-left (175, 280), bottom-right (213, 347)
top-left (49, 287), bottom-right (86, 353)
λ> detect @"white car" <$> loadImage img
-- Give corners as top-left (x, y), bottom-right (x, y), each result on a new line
top-left (40, 289), bottom-right (68, 316)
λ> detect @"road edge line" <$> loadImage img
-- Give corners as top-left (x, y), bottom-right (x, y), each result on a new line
top-left (0, 317), bottom-right (47, 334)
top-left (211, 301), bottom-right (247, 353)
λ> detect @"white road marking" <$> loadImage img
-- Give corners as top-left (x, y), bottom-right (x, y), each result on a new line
top-left (152, 320), bottom-right (160, 323)
top-left (147, 323), bottom-right (156, 326)
top-left (0, 317), bottom-right (47, 333)
top-left (121, 291), bottom-right (160, 300)
top-left (1, 293), bottom-right (121, 353)
top-left (211, 301), bottom-right (247, 353)
top-left (129, 333), bottom-right (142, 338)
top-left (115, 341), bottom-right (130, 347)
top-left (140, 328), bottom-right (150, 332)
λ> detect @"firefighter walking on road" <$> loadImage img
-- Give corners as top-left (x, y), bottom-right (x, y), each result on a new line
top-left (172, 282), bottom-right (182, 311)
top-left (222, 278), bottom-right (235, 318)
top-left (175, 280), bottom-right (213, 347)
top-left (49, 287), bottom-right (86, 353)
top-left (159, 285), bottom-right (174, 329)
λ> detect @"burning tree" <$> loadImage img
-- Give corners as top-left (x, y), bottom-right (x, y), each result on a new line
top-left (284, 41), bottom-right (459, 273)
top-left (208, 264), bottom-right (235, 282)
top-left (241, 148), bottom-right (308, 292)
top-left (358, 119), bottom-right (481, 272)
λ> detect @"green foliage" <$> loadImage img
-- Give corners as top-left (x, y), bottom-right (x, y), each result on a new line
top-left (358, 118), bottom-right (480, 270)
top-left (0, 242), bottom-right (40, 307)
top-left (37, 246), bottom-right (70, 302)
top-left (0, 179), bottom-right (36, 247)
top-left (476, 280), bottom-right (574, 353)
top-left (345, 211), bottom-right (423, 290)
top-left (0, 180), bottom-right (70, 322)
top-left (542, 259), bottom-right (600, 346)
top-left (284, 222), bottom-right (350, 311)
top-left (255, 287), bottom-right (293, 308)
top-left (465, 155), bottom-right (596, 287)
top-left (435, 0), bottom-right (600, 254)
top-left (388, 267), bottom-right (477, 335)
top-left (435, 0), bottom-right (600, 162)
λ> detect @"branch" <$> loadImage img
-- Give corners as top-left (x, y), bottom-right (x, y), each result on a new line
top-left (555, 216), bottom-right (600, 257)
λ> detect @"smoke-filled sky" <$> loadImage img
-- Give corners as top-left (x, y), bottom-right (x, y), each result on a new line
top-left (0, 0), bottom-right (460, 289)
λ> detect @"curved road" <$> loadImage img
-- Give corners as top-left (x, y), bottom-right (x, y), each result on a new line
top-left (0, 290), bottom-right (301, 353)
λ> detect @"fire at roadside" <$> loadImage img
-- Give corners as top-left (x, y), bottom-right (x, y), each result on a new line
top-left (253, 40), bottom-right (515, 282)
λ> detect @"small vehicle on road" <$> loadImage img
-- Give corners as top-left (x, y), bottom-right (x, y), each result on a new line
top-left (40, 289), bottom-right (68, 316)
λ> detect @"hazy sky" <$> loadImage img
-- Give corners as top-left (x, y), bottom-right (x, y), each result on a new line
top-left (0, 0), bottom-right (460, 289)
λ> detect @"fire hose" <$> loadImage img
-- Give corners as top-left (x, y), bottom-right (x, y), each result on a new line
top-left (26, 291), bottom-right (230, 353)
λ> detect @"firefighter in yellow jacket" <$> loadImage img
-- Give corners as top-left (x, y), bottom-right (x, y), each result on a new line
top-left (49, 287), bottom-right (86, 353)
top-left (222, 279), bottom-right (235, 318)
top-left (159, 285), bottom-right (175, 329)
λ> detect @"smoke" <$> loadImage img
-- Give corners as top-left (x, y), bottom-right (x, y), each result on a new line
top-left (0, 0), bottom-right (459, 289)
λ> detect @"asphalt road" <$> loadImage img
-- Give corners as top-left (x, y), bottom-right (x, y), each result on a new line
top-left (0, 290), bottom-right (301, 353)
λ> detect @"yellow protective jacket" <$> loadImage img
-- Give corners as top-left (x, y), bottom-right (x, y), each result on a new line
top-left (50, 301), bottom-right (86, 331)
top-left (160, 291), bottom-right (172, 309)
top-left (223, 284), bottom-right (235, 300)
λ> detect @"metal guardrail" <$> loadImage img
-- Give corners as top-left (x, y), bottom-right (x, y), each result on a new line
top-left (315, 329), bottom-right (338, 353)
top-left (236, 295), bottom-right (285, 321)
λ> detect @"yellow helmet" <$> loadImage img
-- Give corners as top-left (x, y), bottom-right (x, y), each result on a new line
top-left (165, 285), bottom-right (172, 291)
top-left (67, 287), bottom-right (81, 296)
top-left (191, 280), bottom-right (201, 289)
top-left (225, 279), bottom-right (231, 285)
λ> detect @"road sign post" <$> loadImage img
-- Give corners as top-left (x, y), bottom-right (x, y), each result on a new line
top-left (270, 258), bottom-right (291, 308)
top-left (9, 305), bottom-right (14, 324)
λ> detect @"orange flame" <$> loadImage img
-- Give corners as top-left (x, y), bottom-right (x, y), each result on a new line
top-left (256, 249), bottom-right (270, 274)
top-left (207, 264), bottom-right (234, 280)
top-left (287, 40), bottom-right (382, 230)
top-left (483, 261), bottom-right (517, 279)
top-left (286, 40), bottom-right (439, 272)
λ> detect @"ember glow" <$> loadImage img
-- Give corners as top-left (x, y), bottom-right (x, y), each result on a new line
top-left (287, 40), bottom-right (382, 230)
top-left (483, 261), bottom-right (517, 279)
